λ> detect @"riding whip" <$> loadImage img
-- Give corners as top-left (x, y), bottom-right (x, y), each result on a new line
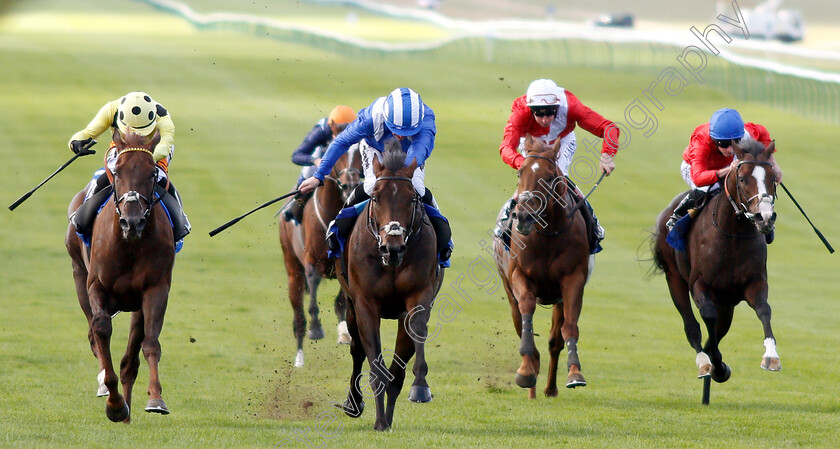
top-left (567, 172), bottom-right (607, 218)
top-left (9, 140), bottom-right (97, 211)
top-left (779, 182), bottom-right (834, 254)
top-left (209, 190), bottom-right (301, 237)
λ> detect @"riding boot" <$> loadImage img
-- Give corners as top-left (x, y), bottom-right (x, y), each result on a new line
top-left (159, 180), bottom-right (191, 242)
top-left (421, 188), bottom-right (452, 262)
top-left (326, 184), bottom-right (369, 254)
top-left (666, 189), bottom-right (705, 231)
top-left (282, 191), bottom-right (313, 224)
top-left (70, 176), bottom-right (113, 236)
top-left (493, 197), bottom-right (517, 241)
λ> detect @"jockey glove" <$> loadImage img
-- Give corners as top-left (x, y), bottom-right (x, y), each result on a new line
top-left (70, 138), bottom-right (95, 155)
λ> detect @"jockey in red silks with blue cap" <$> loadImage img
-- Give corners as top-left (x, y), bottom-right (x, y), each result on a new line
top-left (298, 88), bottom-right (452, 263)
top-left (666, 108), bottom-right (783, 242)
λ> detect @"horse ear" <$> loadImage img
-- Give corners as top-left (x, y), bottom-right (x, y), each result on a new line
top-left (732, 140), bottom-right (745, 160)
top-left (550, 136), bottom-right (562, 157)
top-left (149, 129), bottom-right (161, 149)
top-left (405, 157), bottom-right (418, 174)
top-left (763, 140), bottom-right (775, 158)
top-left (372, 153), bottom-right (383, 175)
top-left (112, 128), bottom-right (124, 147)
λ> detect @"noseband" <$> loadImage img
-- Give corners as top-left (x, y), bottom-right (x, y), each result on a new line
top-left (724, 160), bottom-right (775, 220)
top-left (114, 147), bottom-right (158, 221)
top-left (366, 176), bottom-right (420, 247)
top-left (516, 154), bottom-right (570, 234)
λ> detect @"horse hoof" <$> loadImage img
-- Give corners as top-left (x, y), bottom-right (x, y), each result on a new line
top-left (761, 357), bottom-right (782, 371)
top-left (544, 386), bottom-right (558, 397)
top-left (341, 399), bottom-right (364, 418)
top-left (307, 327), bottom-right (324, 340)
top-left (515, 373), bottom-right (537, 389)
top-left (712, 363), bottom-right (732, 383)
top-left (408, 385), bottom-right (432, 403)
top-left (106, 402), bottom-right (130, 423)
top-left (145, 398), bottom-right (170, 415)
top-left (566, 373), bottom-right (587, 388)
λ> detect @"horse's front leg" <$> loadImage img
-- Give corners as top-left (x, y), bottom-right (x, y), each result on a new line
top-left (510, 273), bottom-right (539, 390)
top-left (88, 283), bottom-right (129, 423)
top-left (304, 264), bottom-right (324, 340)
top-left (352, 298), bottom-right (389, 431)
top-left (119, 311), bottom-right (145, 423)
top-left (340, 299), bottom-right (366, 418)
top-left (141, 284), bottom-right (170, 415)
top-left (545, 304), bottom-right (564, 397)
top-left (405, 292), bottom-right (435, 405)
top-left (382, 316), bottom-right (418, 429)
top-left (693, 282), bottom-right (731, 383)
top-left (560, 272), bottom-right (587, 388)
top-left (745, 282), bottom-right (781, 371)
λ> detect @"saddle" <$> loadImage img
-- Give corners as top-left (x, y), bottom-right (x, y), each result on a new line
top-left (666, 189), bottom-right (721, 252)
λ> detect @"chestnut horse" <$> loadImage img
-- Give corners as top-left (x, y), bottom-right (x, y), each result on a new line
top-left (336, 140), bottom-right (444, 431)
top-left (652, 140), bottom-right (779, 387)
top-left (279, 146), bottom-right (362, 367)
top-left (493, 135), bottom-right (592, 399)
top-left (65, 129), bottom-right (175, 422)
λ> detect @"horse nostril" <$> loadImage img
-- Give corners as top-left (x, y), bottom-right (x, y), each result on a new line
top-left (770, 212), bottom-right (777, 222)
top-left (119, 218), bottom-right (129, 230)
top-left (137, 218), bottom-right (146, 230)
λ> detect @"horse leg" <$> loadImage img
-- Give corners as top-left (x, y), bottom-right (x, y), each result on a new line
top-left (89, 285), bottom-right (129, 422)
top-left (694, 283), bottom-right (730, 383)
top-left (544, 304), bottom-right (564, 397)
top-left (340, 300), bottom-right (366, 418)
top-left (352, 299), bottom-right (389, 431)
top-left (119, 311), bottom-right (145, 423)
top-left (503, 282), bottom-right (538, 398)
top-left (66, 227), bottom-right (107, 396)
top-left (304, 265), bottom-right (324, 340)
top-left (335, 290), bottom-right (351, 345)
top-left (513, 287), bottom-right (539, 391)
top-left (745, 282), bottom-right (781, 371)
top-left (665, 271), bottom-right (707, 377)
top-left (141, 285), bottom-right (170, 415)
top-left (560, 274), bottom-right (587, 388)
top-left (405, 296), bottom-right (434, 405)
top-left (285, 260), bottom-right (306, 367)
top-left (383, 318), bottom-right (416, 428)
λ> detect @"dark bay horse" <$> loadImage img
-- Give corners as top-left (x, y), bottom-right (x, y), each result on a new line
top-left (493, 135), bottom-right (592, 399)
top-left (652, 140), bottom-right (779, 388)
top-left (278, 146), bottom-right (362, 367)
top-left (65, 129), bottom-right (175, 422)
top-left (336, 140), bottom-right (444, 431)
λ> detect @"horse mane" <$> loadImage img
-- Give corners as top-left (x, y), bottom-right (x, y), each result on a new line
top-left (382, 138), bottom-right (406, 172)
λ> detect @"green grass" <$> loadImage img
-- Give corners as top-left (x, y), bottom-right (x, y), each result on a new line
top-left (1, 2), bottom-right (839, 448)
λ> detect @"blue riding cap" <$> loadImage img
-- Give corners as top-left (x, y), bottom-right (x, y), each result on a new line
top-left (709, 108), bottom-right (745, 140)
top-left (384, 88), bottom-right (425, 137)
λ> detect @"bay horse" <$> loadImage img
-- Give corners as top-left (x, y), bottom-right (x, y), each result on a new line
top-left (651, 140), bottom-right (779, 389)
top-left (336, 139), bottom-right (444, 431)
top-left (278, 146), bottom-right (362, 367)
top-left (493, 135), bottom-right (592, 399)
top-left (65, 129), bottom-right (175, 422)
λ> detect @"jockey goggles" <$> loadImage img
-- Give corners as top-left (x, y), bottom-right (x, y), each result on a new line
top-left (714, 138), bottom-right (741, 148)
top-left (530, 105), bottom-right (558, 117)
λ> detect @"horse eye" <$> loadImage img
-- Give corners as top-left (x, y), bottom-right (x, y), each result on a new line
top-left (738, 177), bottom-right (746, 184)
top-left (371, 195), bottom-right (378, 203)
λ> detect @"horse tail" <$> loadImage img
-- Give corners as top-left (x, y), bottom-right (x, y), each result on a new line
top-left (640, 226), bottom-right (666, 280)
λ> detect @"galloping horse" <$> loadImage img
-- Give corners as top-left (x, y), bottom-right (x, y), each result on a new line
top-left (336, 140), bottom-right (444, 431)
top-left (65, 129), bottom-right (175, 422)
top-left (278, 147), bottom-right (362, 367)
top-left (493, 135), bottom-right (592, 399)
top-left (652, 139), bottom-right (779, 388)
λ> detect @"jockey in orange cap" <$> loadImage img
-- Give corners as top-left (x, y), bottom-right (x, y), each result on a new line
top-left (280, 105), bottom-right (358, 223)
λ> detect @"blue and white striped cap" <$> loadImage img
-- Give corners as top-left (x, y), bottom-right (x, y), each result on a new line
top-left (384, 88), bottom-right (425, 136)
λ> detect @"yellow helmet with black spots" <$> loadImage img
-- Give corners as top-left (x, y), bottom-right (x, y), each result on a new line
top-left (117, 92), bottom-right (158, 137)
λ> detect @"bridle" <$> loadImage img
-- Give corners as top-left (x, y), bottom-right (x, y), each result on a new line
top-left (114, 147), bottom-right (158, 221)
top-left (313, 163), bottom-right (363, 231)
top-left (724, 160), bottom-right (776, 220)
top-left (366, 176), bottom-right (421, 248)
top-left (516, 154), bottom-right (572, 236)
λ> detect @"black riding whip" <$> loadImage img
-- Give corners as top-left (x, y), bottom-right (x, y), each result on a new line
top-left (9, 140), bottom-right (97, 211)
top-left (779, 182), bottom-right (834, 254)
top-left (209, 190), bottom-right (301, 237)
top-left (566, 172), bottom-right (607, 218)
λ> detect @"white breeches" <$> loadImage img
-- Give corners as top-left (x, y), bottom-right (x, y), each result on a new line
top-left (518, 130), bottom-right (577, 175)
top-left (360, 140), bottom-right (426, 196)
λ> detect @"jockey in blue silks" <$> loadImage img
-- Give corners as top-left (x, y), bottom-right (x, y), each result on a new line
top-left (298, 88), bottom-right (452, 264)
